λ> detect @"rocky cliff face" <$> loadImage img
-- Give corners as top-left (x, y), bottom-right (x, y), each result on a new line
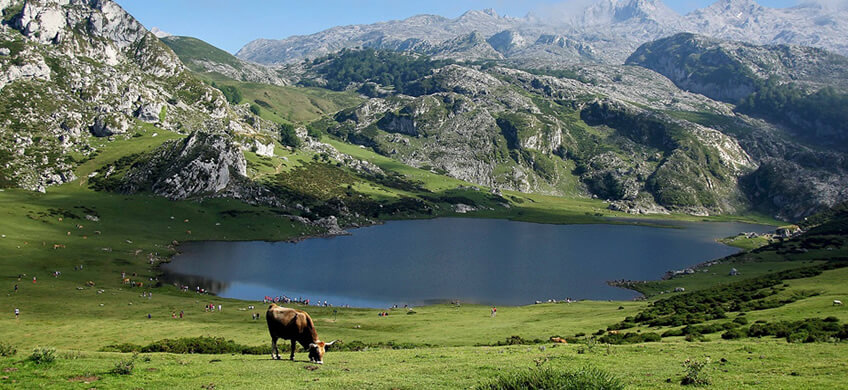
top-left (120, 132), bottom-right (247, 199)
top-left (0, 0), bottom-right (268, 192)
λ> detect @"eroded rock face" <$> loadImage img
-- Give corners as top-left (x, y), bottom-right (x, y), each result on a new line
top-left (90, 114), bottom-right (129, 137)
top-left (0, 0), bottom-right (268, 192)
top-left (121, 132), bottom-right (247, 200)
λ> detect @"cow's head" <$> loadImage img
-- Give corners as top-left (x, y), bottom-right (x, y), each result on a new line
top-left (308, 340), bottom-right (336, 364)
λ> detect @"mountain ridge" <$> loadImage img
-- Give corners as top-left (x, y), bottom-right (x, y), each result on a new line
top-left (235, 0), bottom-right (848, 65)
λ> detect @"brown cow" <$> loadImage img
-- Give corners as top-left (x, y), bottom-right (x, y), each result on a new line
top-left (266, 304), bottom-right (336, 364)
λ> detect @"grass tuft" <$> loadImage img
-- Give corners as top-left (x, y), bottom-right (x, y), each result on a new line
top-left (476, 366), bottom-right (624, 390)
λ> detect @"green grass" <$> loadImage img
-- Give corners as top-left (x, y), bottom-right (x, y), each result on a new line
top-left (161, 36), bottom-right (244, 71)
top-left (720, 234), bottom-right (773, 250)
top-left (202, 77), bottom-right (363, 125)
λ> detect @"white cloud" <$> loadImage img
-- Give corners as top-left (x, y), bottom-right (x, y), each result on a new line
top-left (150, 27), bottom-right (172, 38)
top-left (800, 0), bottom-right (848, 10)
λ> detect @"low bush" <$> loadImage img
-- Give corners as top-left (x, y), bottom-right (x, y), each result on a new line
top-left (111, 353), bottom-right (137, 375)
top-left (102, 337), bottom-right (429, 355)
top-left (746, 318), bottom-right (848, 342)
top-left (29, 347), bottom-right (57, 364)
top-left (491, 335), bottom-right (545, 346)
top-left (721, 328), bottom-right (747, 340)
top-left (102, 337), bottom-right (266, 355)
top-left (680, 358), bottom-right (711, 386)
top-left (476, 367), bottom-right (624, 390)
top-left (597, 332), bottom-right (661, 345)
top-left (0, 342), bottom-right (16, 357)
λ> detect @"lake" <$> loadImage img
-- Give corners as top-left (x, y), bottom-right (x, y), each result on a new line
top-left (161, 218), bottom-right (773, 308)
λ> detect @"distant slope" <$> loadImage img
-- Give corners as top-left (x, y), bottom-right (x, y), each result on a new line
top-left (627, 33), bottom-right (848, 219)
top-left (162, 36), bottom-right (290, 86)
top-left (161, 35), bottom-right (363, 125)
top-left (627, 33), bottom-right (848, 149)
top-left (626, 32), bottom-right (848, 102)
top-left (208, 78), bottom-right (363, 125)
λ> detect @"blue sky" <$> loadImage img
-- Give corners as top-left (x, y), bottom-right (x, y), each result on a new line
top-left (116, 0), bottom-right (801, 54)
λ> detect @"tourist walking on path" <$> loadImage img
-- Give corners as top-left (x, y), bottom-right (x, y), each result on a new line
top-left (491, 307), bottom-right (497, 317)
top-left (15, 308), bottom-right (19, 319)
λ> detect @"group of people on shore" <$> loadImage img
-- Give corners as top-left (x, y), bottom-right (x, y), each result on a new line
top-left (262, 295), bottom-right (353, 308)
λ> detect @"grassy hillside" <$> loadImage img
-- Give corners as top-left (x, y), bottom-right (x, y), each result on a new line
top-left (161, 36), bottom-right (245, 72)
top-left (214, 80), bottom-right (363, 125)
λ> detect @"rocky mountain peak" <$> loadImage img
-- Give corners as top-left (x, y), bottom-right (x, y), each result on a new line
top-left (487, 30), bottom-right (527, 54)
top-left (459, 8), bottom-right (499, 20)
top-left (572, 0), bottom-right (681, 26)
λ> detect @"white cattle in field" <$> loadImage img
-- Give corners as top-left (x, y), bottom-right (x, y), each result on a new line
top-left (834, 300), bottom-right (843, 306)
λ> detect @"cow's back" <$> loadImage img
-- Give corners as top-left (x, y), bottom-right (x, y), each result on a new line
top-left (266, 305), bottom-right (311, 341)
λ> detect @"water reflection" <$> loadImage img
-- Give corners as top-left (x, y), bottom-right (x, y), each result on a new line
top-left (161, 218), bottom-right (773, 307)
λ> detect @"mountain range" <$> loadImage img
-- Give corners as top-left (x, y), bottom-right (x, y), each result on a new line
top-left (236, 0), bottom-right (848, 65)
top-left (2, 0), bottom-right (848, 222)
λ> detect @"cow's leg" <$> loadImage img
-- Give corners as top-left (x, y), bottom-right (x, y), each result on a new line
top-left (290, 340), bottom-right (296, 361)
top-left (271, 336), bottom-right (279, 360)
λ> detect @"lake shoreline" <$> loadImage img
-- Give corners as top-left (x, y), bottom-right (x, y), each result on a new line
top-left (162, 218), bottom-right (772, 307)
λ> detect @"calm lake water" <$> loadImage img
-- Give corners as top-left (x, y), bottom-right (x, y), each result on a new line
top-left (162, 218), bottom-right (773, 307)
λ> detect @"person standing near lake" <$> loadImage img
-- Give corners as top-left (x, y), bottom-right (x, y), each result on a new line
top-left (15, 308), bottom-right (19, 319)
top-left (491, 307), bottom-right (497, 317)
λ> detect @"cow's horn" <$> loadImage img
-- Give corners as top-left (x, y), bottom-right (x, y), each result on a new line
top-left (326, 340), bottom-right (337, 346)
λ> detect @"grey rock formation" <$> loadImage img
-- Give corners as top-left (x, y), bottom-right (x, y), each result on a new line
top-left (121, 132), bottom-right (247, 200)
top-left (0, 0), bottom-right (270, 192)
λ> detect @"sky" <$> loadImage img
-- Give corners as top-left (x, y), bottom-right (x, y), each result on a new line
top-left (116, 0), bottom-right (803, 54)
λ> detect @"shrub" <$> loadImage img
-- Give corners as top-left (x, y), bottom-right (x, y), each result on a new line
top-left (279, 122), bottom-right (301, 148)
top-left (476, 367), bottom-right (624, 390)
top-left (29, 347), bottom-right (57, 364)
top-left (684, 334), bottom-right (705, 342)
top-left (598, 332), bottom-right (662, 345)
top-left (662, 328), bottom-right (684, 337)
top-left (681, 358), bottom-right (711, 386)
top-left (111, 353), bottom-right (137, 375)
top-left (491, 335), bottom-right (544, 346)
top-left (0, 342), bottom-right (16, 357)
top-left (721, 328), bottom-right (746, 340)
top-left (102, 337), bottom-right (268, 355)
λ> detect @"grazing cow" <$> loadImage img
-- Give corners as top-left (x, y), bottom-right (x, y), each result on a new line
top-left (266, 304), bottom-right (336, 364)
top-left (835, 300), bottom-right (843, 306)
top-left (550, 337), bottom-right (568, 344)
